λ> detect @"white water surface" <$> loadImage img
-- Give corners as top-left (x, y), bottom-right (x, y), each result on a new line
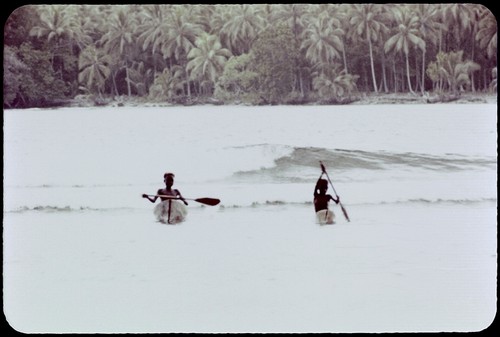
top-left (3, 104), bottom-right (497, 333)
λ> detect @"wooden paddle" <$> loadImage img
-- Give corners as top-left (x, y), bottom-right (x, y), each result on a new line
top-left (319, 161), bottom-right (350, 222)
top-left (143, 194), bottom-right (220, 206)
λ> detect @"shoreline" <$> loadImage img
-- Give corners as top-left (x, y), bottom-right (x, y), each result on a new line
top-left (13, 92), bottom-right (496, 110)
top-left (96, 92), bottom-right (499, 108)
top-left (352, 92), bottom-right (497, 105)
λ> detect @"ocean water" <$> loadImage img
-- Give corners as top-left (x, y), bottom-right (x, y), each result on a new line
top-left (3, 104), bottom-right (497, 212)
top-left (3, 104), bottom-right (497, 333)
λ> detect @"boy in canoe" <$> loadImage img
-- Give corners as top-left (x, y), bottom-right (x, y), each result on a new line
top-left (142, 172), bottom-right (188, 224)
top-left (314, 174), bottom-right (340, 224)
top-left (142, 172), bottom-right (188, 205)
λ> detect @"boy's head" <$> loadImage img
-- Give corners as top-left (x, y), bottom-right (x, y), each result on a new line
top-left (317, 179), bottom-right (328, 192)
top-left (164, 172), bottom-right (175, 186)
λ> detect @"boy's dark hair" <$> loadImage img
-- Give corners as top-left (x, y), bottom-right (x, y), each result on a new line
top-left (317, 179), bottom-right (328, 188)
top-left (164, 172), bottom-right (175, 178)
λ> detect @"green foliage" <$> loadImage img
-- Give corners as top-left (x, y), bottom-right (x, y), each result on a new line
top-left (476, 9), bottom-right (497, 60)
top-left (127, 62), bottom-right (154, 97)
top-left (3, 4), bottom-right (497, 108)
top-left (301, 12), bottom-right (344, 65)
top-left (4, 43), bottom-right (68, 107)
top-left (187, 33), bottom-right (232, 95)
top-left (78, 45), bottom-right (111, 96)
top-left (490, 67), bottom-right (497, 92)
top-left (148, 67), bottom-right (184, 102)
top-left (214, 54), bottom-right (259, 103)
top-left (4, 6), bottom-right (39, 47)
top-left (250, 23), bottom-right (298, 104)
top-left (3, 46), bottom-right (28, 107)
top-left (312, 64), bottom-right (359, 102)
top-left (427, 51), bottom-right (481, 94)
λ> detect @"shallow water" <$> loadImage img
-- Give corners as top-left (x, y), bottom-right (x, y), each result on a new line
top-left (4, 104), bottom-right (497, 209)
top-left (3, 104), bottom-right (497, 333)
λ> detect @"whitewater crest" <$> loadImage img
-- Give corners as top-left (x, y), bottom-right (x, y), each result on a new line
top-left (229, 144), bottom-right (496, 182)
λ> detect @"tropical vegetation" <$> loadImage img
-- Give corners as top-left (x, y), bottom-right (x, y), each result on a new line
top-left (3, 4), bottom-right (497, 108)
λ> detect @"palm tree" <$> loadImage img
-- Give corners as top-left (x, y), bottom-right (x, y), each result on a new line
top-left (476, 7), bottom-right (497, 60)
top-left (448, 52), bottom-right (481, 95)
top-left (384, 6), bottom-right (425, 94)
top-left (272, 4), bottom-right (308, 39)
top-left (162, 6), bottom-right (203, 61)
top-left (210, 5), bottom-right (232, 42)
top-left (78, 44), bottom-right (111, 97)
top-left (475, 7), bottom-right (497, 91)
top-left (271, 4), bottom-right (309, 94)
top-left (328, 5), bottom-right (352, 73)
top-left (136, 5), bottom-right (171, 75)
top-left (444, 4), bottom-right (484, 91)
top-left (442, 4), bottom-right (475, 50)
top-left (349, 4), bottom-right (388, 93)
top-left (187, 33), bottom-right (232, 95)
top-left (490, 67), bottom-right (497, 92)
top-left (137, 5), bottom-right (167, 56)
top-left (414, 4), bottom-right (443, 93)
top-left (29, 5), bottom-right (75, 45)
top-left (148, 66), bottom-right (184, 101)
top-left (427, 51), bottom-right (480, 95)
top-left (220, 5), bottom-right (265, 55)
top-left (99, 7), bottom-right (138, 96)
top-left (29, 5), bottom-right (77, 78)
top-left (312, 64), bottom-right (359, 102)
top-left (71, 6), bottom-right (99, 50)
top-left (162, 6), bottom-right (203, 97)
top-left (301, 11), bottom-right (344, 67)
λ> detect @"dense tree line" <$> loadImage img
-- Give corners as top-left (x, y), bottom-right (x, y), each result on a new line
top-left (3, 4), bottom-right (497, 108)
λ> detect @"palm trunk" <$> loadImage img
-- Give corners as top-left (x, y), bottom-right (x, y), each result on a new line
top-left (125, 66), bottom-right (132, 96)
top-left (421, 49), bottom-right (426, 94)
top-left (342, 41), bottom-right (348, 73)
top-left (471, 29), bottom-right (476, 92)
top-left (414, 46), bottom-right (420, 92)
top-left (368, 36), bottom-right (378, 93)
top-left (381, 52), bottom-right (388, 93)
top-left (112, 70), bottom-right (118, 96)
top-left (393, 60), bottom-right (397, 93)
top-left (185, 68), bottom-right (191, 98)
top-left (438, 26), bottom-right (443, 53)
top-left (299, 68), bottom-right (304, 97)
top-left (405, 52), bottom-right (414, 94)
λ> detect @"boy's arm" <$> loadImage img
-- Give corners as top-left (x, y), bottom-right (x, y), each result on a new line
top-left (142, 190), bottom-right (160, 203)
top-left (329, 194), bottom-right (340, 204)
top-left (175, 189), bottom-right (189, 205)
top-left (314, 175), bottom-right (324, 196)
top-left (142, 194), bottom-right (158, 203)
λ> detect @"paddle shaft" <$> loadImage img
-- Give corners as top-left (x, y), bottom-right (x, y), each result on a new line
top-left (319, 161), bottom-right (350, 222)
top-left (143, 194), bottom-right (220, 206)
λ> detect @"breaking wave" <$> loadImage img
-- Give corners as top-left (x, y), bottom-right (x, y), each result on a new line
top-left (4, 144), bottom-right (495, 214)
top-left (5, 144), bottom-right (496, 188)
top-left (231, 144), bottom-right (496, 182)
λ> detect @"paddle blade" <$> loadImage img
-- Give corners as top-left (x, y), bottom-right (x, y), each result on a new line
top-left (340, 202), bottom-right (350, 222)
top-left (194, 198), bottom-right (220, 206)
